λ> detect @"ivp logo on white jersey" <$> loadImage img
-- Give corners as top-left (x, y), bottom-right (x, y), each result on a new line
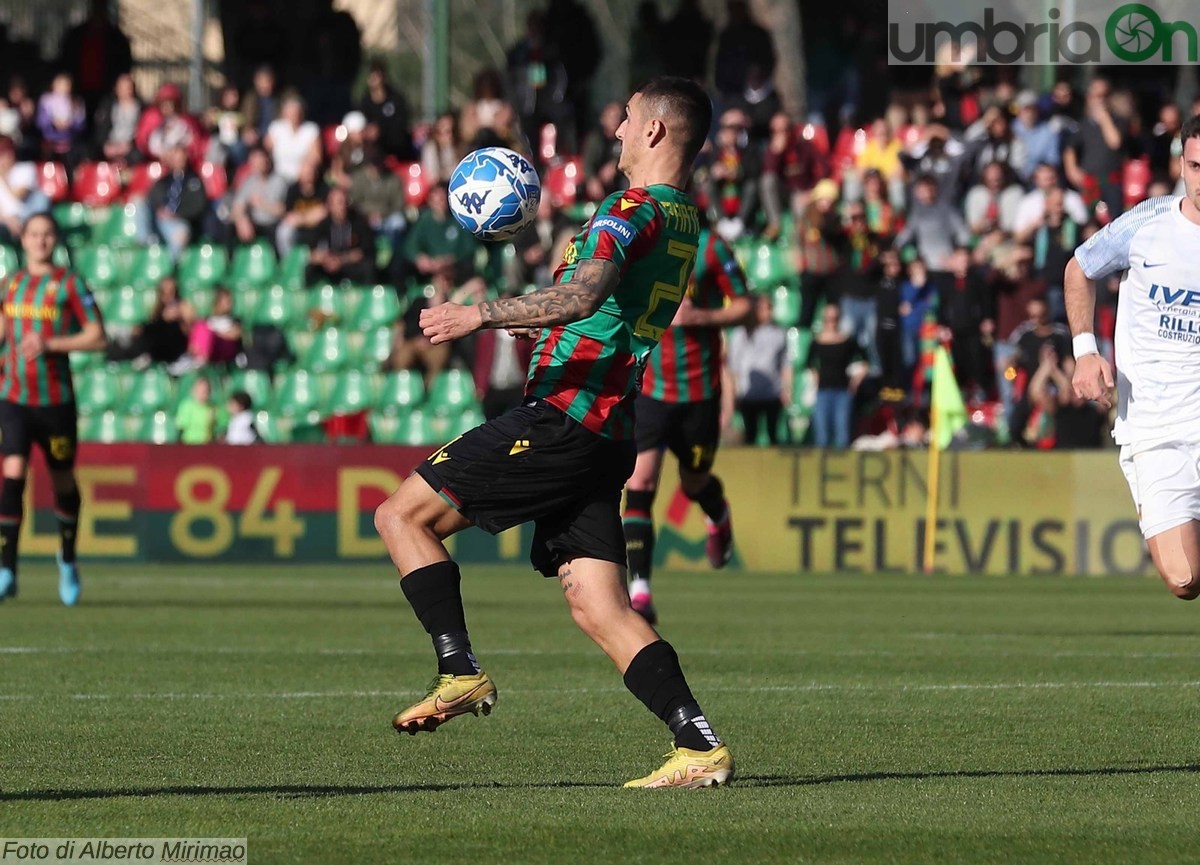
top-left (1148, 283), bottom-right (1200, 308)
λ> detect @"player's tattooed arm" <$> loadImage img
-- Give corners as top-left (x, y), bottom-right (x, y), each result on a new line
top-left (478, 259), bottom-right (619, 329)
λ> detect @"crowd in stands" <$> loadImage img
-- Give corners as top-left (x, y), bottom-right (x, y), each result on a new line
top-left (0, 0), bottom-right (1174, 449)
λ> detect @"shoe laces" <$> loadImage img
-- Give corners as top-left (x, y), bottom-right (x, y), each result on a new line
top-left (422, 673), bottom-right (456, 697)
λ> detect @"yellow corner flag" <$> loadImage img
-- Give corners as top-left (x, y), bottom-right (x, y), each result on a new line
top-left (923, 345), bottom-right (967, 573)
top-left (930, 345), bottom-right (967, 450)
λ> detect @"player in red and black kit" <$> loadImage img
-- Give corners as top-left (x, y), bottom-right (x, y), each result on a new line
top-left (0, 213), bottom-right (106, 606)
top-left (624, 219), bottom-right (751, 624)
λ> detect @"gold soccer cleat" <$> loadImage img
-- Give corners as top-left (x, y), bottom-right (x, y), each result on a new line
top-left (392, 672), bottom-right (497, 735)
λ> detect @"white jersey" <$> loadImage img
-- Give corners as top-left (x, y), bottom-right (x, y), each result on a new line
top-left (1074, 195), bottom-right (1200, 449)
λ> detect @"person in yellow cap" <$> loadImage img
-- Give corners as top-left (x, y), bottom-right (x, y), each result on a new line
top-left (794, 177), bottom-right (842, 331)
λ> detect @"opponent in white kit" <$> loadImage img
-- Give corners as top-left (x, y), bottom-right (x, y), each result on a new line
top-left (1067, 117), bottom-right (1200, 600)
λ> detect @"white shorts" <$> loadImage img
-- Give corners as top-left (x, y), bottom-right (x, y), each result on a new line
top-left (1119, 442), bottom-right (1200, 539)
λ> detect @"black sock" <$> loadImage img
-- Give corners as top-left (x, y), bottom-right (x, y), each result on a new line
top-left (687, 476), bottom-right (727, 524)
top-left (623, 640), bottom-right (721, 752)
top-left (623, 488), bottom-right (656, 584)
top-left (55, 485), bottom-right (81, 564)
top-left (400, 560), bottom-right (480, 676)
top-left (0, 476), bottom-right (25, 573)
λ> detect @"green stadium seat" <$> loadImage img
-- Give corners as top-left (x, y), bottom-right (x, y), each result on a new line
top-left (74, 245), bottom-right (123, 290)
top-left (747, 243), bottom-right (790, 293)
top-left (250, 285), bottom-right (304, 328)
top-left (99, 203), bottom-right (143, 248)
top-left (398, 408), bottom-right (435, 445)
top-left (773, 285), bottom-right (801, 329)
top-left (229, 241), bottom-right (278, 289)
top-left (68, 349), bottom-right (102, 377)
top-left (360, 326), bottom-right (394, 371)
top-left (128, 245), bottom-right (174, 290)
top-left (299, 327), bottom-right (355, 373)
top-left (451, 406), bottom-right (484, 435)
top-left (427, 369), bottom-right (478, 414)
top-left (272, 369), bottom-right (323, 421)
top-left (75, 368), bottom-right (123, 414)
top-left (0, 245), bottom-right (18, 281)
top-left (326, 370), bottom-right (379, 414)
top-left (178, 244), bottom-right (228, 291)
top-left (120, 367), bottom-right (176, 414)
top-left (367, 411), bottom-right (402, 443)
top-left (279, 245), bottom-right (309, 290)
top-left (254, 410), bottom-right (282, 443)
top-left (53, 201), bottom-right (88, 231)
top-left (103, 285), bottom-right (153, 327)
top-left (786, 326), bottom-right (811, 370)
top-left (377, 369), bottom-right (425, 413)
top-left (350, 284), bottom-right (402, 329)
top-left (52, 244), bottom-right (71, 268)
top-left (187, 286), bottom-right (216, 318)
top-left (227, 369), bottom-right (273, 410)
top-left (128, 410), bottom-right (178, 444)
top-left (79, 410), bottom-right (125, 443)
top-left (306, 283), bottom-right (346, 325)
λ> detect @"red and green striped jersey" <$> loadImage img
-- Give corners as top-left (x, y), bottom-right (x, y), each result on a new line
top-left (0, 268), bottom-right (102, 406)
top-left (642, 228), bottom-right (748, 403)
top-left (525, 186), bottom-right (701, 439)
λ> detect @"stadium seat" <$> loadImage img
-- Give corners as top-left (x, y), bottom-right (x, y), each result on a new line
top-left (306, 283), bottom-right (347, 325)
top-left (98, 203), bottom-right (143, 248)
top-left (254, 410), bottom-right (282, 443)
top-left (1123, 156), bottom-right (1151, 209)
top-left (747, 243), bottom-right (790, 293)
top-left (37, 162), bottom-right (69, 203)
top-left (272, 369), bottom-right (324, 421)
top-left (199, 161), bottom-right (228, 199)
top-left (75, 368), bottom-right (123, 414)
top-left (543, 157), bottom-right (583, 207)
top-left (227, 368), bottom-right (273, 409)
top-left (773, 285), bottom-right (801, 328)
top-left (104, 285), bottom-right (154, 326)
top-left (68, 349), bottom-right (102, 377)
top-left (229, 241), bottom-right (278, 290)
top-left (53, 202), bottom-right (91, 247)
top-left (299, 326), bottom-right (355, 373)
top-left (0, 245), bottom-right (19, 280)
top-left (52, 245), bottom-right (71, 268)
top-left (75, 246), bottom-right (124, 291)
top-left (71, 161), bottom-right (122, 206)
top-left (377, 369), bottom-right (425, 413)
top-left (451, 406), bottom-right (484, 436)
top-left (250, 285), bottom-right (305, 328)
top-left (128, 245), bottom-right (174, 290)
top-left (123, 161), bottom-right (164, 200)
top-left (186, 286), bottom-right (215, 317)
top-left (427, 369), bottom-right (479, 414)
top-left (360, 326), bottom-right (394, 371)
top-left (322, 123), bottom-right (345, 159)
top-left (78, 410), bottom-right (125, 443)
top-left (350, 284), bottom-right (402, 329)
top-left (128, 410), bottom-right (177, 444)
top-left (326, 370), bottom-right (379, 414)
top-left (178, 244), bottom-right (228, 291)
top-left (278, 246), bottom-right (310, 291)
top-left (396, 161), bottom-right (431, 208)
top-left (399, 408), bottom-right (435, 445)
top-left (367, 411), bottom-right (404, 444)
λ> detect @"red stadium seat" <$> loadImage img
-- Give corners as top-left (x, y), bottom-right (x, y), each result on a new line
top-left (37, 162), bottom-right (69, 203)
top-left (1123, 156), bottom-right (1151, 209)
top-left (322, 124), bottom-right (346, 159)
top-left (800, 122), bottom-right (830, 157)
top-left (71, 161), bottom-right (122, 206)
top-left (543, 156), bottom-right (583, 208)
top-left (395, 161), bottom-right (431, 208)
top-left (539, 122), bottom-right (558, 164)
top-left (200, 161), bottom-right (228, 199)
top-left (231, 161), bottom-right (254, 191)
top-left (123, 161), bottom-right (163, 200)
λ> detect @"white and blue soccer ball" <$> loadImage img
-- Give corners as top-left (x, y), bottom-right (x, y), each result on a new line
top-left (447, 146), bottom-right (541, 241)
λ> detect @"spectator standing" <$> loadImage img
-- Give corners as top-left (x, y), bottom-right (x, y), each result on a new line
top-left (306, 186), bottom-right (376, 284)
top-left (506, 11), bottom-right (568, 155)
top-left (629, 2), bottom-right (668, 86)
top-left (36, 73), bottom-right (86, 168)
top-left (241, 65), bottom-right (279, 151)
top-left (421, 111), bottom-right (461, 185)
top-left (1063, 77), bottom-right (1128, 216)
top-left (899, 257), bottom-right (936, 378)
top-left (359, 60), bottom-right (413, 161)
top-left (929, 247), bottom-right (994, 398)
top-left (583, 102), bottom-right (627, 202)
top-left (860, 169), bottom-right (899, 236)
top-left (662, 0), bottom-right (712, 81)
top-left (895, 174), bottom-right (970, 270)
top-left (991, 250), bottom-right (1048, 424)
top-left (728, 293), bottom-right (790, 445)
top-left (836, 203), bottom-right (883, 373)
top-left (795, 178), bottom-right (843, 330)
top-left (302, 0), bottom-right (362, 124)
top-left (715, 0), bottom-right (775, 103)
top-left (704, 108), bottom-right (759, 241)
top-left (459, 69), bottom-right (508, 147)
top-left (205, 84), bottom-right (248, 169)
top-left (875, 248), bottom-right (907, 395)
top-left (57, 0), bottom-right (133, 120)
top-left (225, 391), bottom-right (261, 444)
top-left (1149, 102), bottom-right (1182, 186)
top-left (963, 160), bottom-right (1023, 237)
top-left (964, 104), bottom-right (1024, 179)
top-left (230, 147), bottom-right (288, 247)
top-left (175, 378), bottom-right (217, 445)
top-left (276, 157), bottom-right (328, 256)
top-left (760, 112), bottom-right (824, 240)
top-left (265, 94), bottom-right (321, 184)
top-left (1011, 89), bottom-right (1060, 181)
top-left (93, 73), bottom-right (142, 164)
top-left (1013, 162), bottom-right (1090, 237)
top-left (856, 118), bottom-right (906, 206)
top-left (6, 79), bottom-right (39, 162)
top-left (543, 0), bottom-right (600, 151)
top-left (147, 144), bottom-right (208, 261)
top-left (135, 83), bottom-right (206, 166)
top-left (731, 63), bottom-right (781, 148)
top-left (809, 304), bottom-right (864, 449)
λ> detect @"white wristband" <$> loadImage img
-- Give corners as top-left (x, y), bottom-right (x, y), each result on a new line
top-left (1072, 333), bottom-right (1099, 359)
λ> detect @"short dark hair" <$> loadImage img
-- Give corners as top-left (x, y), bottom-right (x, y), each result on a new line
top-left (21, 211), bottom-right (57, 236)
top-left (635, 76), bottom-right (713, 167)
top-left (230, 390), bottom-right (253, 412)
top-left (1181, 114), bottom-right (1200, 146)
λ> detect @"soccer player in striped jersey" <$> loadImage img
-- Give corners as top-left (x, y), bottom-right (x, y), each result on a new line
top-left (375, 78), bottom-right (735, 788)
top-left (624, 217), bottom-right (751, 624)
top-left (1069, 115), bottom-right (1200, 601)
top-left (0, 213), bottom-right (106, 606)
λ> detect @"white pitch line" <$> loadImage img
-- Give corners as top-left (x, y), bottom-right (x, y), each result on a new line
top-left (2, 680), bottom-right (1200, 702)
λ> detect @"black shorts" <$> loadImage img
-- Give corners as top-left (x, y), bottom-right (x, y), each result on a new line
top-left (633, 394), bottom-right (721, 473)
top-left (0, 400), bottom-right (79, 470)
top-left (416, 398), bottom-right (637, 577)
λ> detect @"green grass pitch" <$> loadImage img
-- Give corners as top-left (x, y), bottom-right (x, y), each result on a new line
top-left (1, 563), bottom-right (1198, 864)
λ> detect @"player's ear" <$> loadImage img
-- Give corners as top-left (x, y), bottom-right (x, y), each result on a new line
top-left (647, 118), bottom-right (667, 148)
